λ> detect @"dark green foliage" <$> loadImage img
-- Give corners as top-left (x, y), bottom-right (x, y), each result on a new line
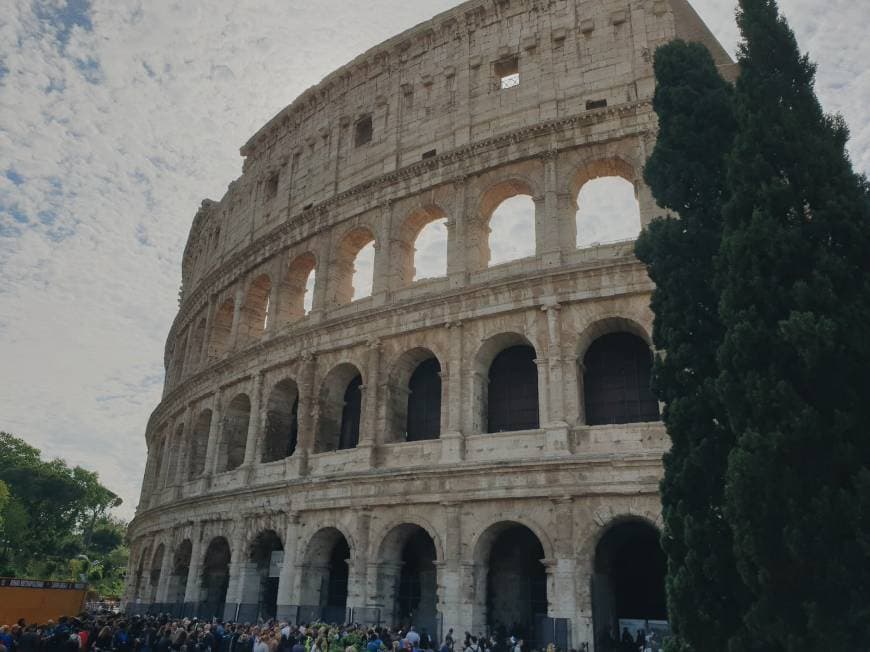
top-left (0, 431), bottom-right (127, 596)
top-left (716, 1), bottom-right (870, 649)
top-left (636, 40), bottom-right (750, 652)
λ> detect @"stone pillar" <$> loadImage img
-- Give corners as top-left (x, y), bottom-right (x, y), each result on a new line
top-left (204, 390), bottom-right (224, 477)
top-left (174, 405), bottom-right (194, 486)
top-left (178, 326), bottom-right (194, 383)
top-left (183, 523), bottom-right (205, 614)
top-left (243, 372), bottom-right (265, 467)
top-left (549, 497), bottom-right (578, 615)
top-left (438, 502), bottom-right (466, 634)
top-left (292, 353), bottom-right (317, 476)
top-left (358, 339), bottom-right (381, 467)
top-left (347, 510), bottom-right (371, 613)
top-left (371, 202), bottom-right (393, 305)
top-left (266, 256), bottom-right (284, 336)
top-left (203, 294), bottom-right (218, 364)
top-left (156, 430), bottom-right (173, 492)
top-left (155, 536), bottom-right (175, 607)
top-left (543, 303), bottom-right (571, 455)
top-left (276, 512), bottom-right (300, 621)
top-left (223, 524), bottom-right (248, 621)
top-left (535, 357), bottom-right (551, 426)
top-left (446, 177), bottom-right (468, 288)
top-left (229, 284), bottom-right (245, 351)
top-left (441, 322), bottom-right (465, 463)
top-left (309, 243), bottom-right (330, 319)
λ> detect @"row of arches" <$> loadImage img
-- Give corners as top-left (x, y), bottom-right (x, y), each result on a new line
top-left (150, 328), bottom-right (659, 488)
top-left (171, 170), bottom-right (644, 381)
top-left (132, 517), bottom-right (666, 646)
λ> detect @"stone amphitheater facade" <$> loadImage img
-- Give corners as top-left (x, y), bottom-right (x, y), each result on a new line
top-left (124, 0), bottom-right (732, 648)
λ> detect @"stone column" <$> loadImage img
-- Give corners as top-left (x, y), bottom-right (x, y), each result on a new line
top-left (204, 390), bottom-right (224, 478)
top-left (183, 523), bottom-right (205, 614)
top-left (229, 284), bottom-right (245, 351)
top-left (294, 353), bottom-right (317, 476)
top-left (203, 294), bottom-right (217, 364)
top-left (174, 405), bottom-right (194, 486)
top-left (438, 502), bottom-right (466, 634)
top-left (276, 512), bottom-right (300, 621)
top-left (156, 430), bottom-right (173, 492)
top-left (155, 536), bottom-right (175, 607)
top-left (441, 322), bottom-right (465, 463)
top-left (543, 303), bottom-right (571, 455)
top-left (371, 202), bottom-right (393, 306)
top-left (347, 510), bottom-right (372, 614)
top-left (223, 523), bottom-right (248, 621)
top-left (446, 177), bottom-right (468, 288)
top-left (266, 255), bottom-right (284, 336)
top-left (243, 372), bottom-right (265, 467)
top-left (178, 326), bottom-right (194, 383)
top-left (358, 339), bottom-right (382, 467)
top-left (541, 150), bottom-right (567, 265)
top-left (535, 357), bottom-right (551, 427)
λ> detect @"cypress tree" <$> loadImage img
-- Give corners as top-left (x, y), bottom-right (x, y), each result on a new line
top-left (636, 41), bottom-right (750, 652)
top-left (717, 1), bottom-right (870, 649)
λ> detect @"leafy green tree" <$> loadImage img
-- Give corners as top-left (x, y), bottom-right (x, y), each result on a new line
top-left (0, 431), bottom-right (128, 597)
top-left (716, 1), bottom-right (870, 648)
top-left (636, 40), bottom-right (751, 652)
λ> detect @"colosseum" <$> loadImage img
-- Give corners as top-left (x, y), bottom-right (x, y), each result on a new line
top-left (124, 0), bottom-right (733, 648)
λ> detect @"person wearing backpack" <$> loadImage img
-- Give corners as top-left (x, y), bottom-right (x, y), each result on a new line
top-left (112, 624), bottom-right (131, 652)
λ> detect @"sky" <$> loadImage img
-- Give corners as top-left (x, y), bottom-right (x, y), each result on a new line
top-left (1, 0), bottom-right (867, 520)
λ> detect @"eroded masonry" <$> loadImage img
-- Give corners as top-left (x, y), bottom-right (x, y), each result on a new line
top-left (125, 0), bottom-right (733, 648)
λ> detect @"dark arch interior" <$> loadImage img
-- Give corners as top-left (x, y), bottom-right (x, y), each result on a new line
top-left (224, 395), bottom-right (251, 471)
top-left (397, 528), bottom-right (438, 631)
top-left (486, 525), bottom-right (547, 644)
top-left (338, 375), bottom-right (363, 450)
top-left (263, 381), bottom-right (299, 462)
top-left (250, 530), bottom-right (284, 620)
top-left (201, 538), bottom-right (231, 619)
top-left (593, 521), bottom-right (667, 644)
top-left (407, 358), bottom-right (442, 441)
top-left (583, 332), bottom-right (659, 426)
top-left (325, 537), bottom-right (350, 616)
top-left (488, 345), bottom-right (539, 433)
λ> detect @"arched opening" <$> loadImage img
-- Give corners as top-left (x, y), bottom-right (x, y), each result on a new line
top-left (572, 160), bottom-right (641, 248)
top-left (378, 525), bottom-right (439, 634)
top-left (263, 379), bottom-right (299, 462)
top-left (488, 195), bottom-right (536, 266)
top-left (387, 349), bottom-right (442, 443)
top-left (220, 394), bottom-right (251, 471)
top-left (592, 520), bottom-right (667, 646)
top-left (247, 530), bottom-right (284, 621)
top-left (300, 528), bottom-right (351, 623)
top-left (168, 539), bottom-right (192, 608)
top-left (148, 544), bottom-right (165, 604)
top-left (189, 317), bottom-right (207, 368)
top-left (210, 299), bottom-right (234, 357)
top-left (476, 523), bottom-right (548, 645)
top-left (316, 364), bottom-right (363, 452)
top-left (238, 274), bottom-right (272, 346)
top-left (283, 252), bottom-right (317, 322)
top-left (582, 333), bottom-right (659, 425)
top-left (396, 206), bottom-right (448, 285)
top-left (488, 346), bottom-right (539, 433)
top-left (200, 537), bottom-right (231, 619)
top-left (187, 410), bottom-right (211, 481)
top-left (333, 228), bottom-right (376, 305)
top-left (407, 358), bottom-right (441, 441)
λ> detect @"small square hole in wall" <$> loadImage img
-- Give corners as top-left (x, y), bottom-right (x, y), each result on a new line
top-left (586, 98), bottom-right (608, 110)
top-left (495, 57), bottom-right (520, 89)
top-left (422, 149), bottom-right (437, 160)
top-left (354, 115), bottom-right (373, 147)
top-left (265, 172), bottom-right (279, 200)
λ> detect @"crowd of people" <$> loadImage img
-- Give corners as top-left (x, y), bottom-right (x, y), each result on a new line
top-left (0, 615), bottom-right (582, 652)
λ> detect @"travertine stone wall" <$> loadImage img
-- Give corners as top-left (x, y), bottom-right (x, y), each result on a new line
top-left (127, 0), bottom-right (731, 648)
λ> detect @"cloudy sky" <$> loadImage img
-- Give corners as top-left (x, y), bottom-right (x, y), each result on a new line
top-left (1, 0), bottom-right (867, 519)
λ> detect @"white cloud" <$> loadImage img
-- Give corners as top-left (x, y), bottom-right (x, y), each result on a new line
top-left (0, 0), bottom-right (866, 520)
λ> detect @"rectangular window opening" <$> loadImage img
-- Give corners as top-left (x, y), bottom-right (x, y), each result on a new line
top-left (265, 173), bottom-right (279, 200)
top-left (303, 203), bottom-right (313, 211)
top-left (354, 115), bottom-right (373, 147)
top-left (586, 98), bottom-right (608, 110)
top-left (495, 57), bottom-right (520, 90)
top-left (422, 149), bottom-right (437, 160)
